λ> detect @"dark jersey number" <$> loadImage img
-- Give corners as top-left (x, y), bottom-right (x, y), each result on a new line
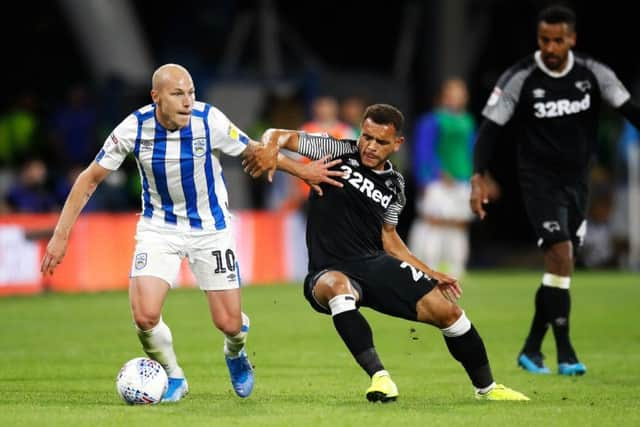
top-left (211, 249), bottom-right (236, 273)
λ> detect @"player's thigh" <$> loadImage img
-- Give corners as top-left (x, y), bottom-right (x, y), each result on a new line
top-left (415, 285), bottom-right (462, 327)
top-left (520, 176), bottom-right (571, 248)
top-left (130, 227), bottom-right (183, 288)
top-left (204, 288), bottom-right (242, 333)
top-left (188, 230), bottom-right (241, 291)
top-left (341, 255), bottom-right (437, 321)
top-left (129, 276), bottom-right (171, 328)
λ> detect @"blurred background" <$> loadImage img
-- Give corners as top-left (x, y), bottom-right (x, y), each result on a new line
top-left (1, 0), bottom-right (639, 289)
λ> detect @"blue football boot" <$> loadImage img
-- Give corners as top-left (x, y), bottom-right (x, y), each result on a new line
top-left (558, 361), bottom-right (587, 376)
top-left (162, 377), bottom-right (189, 402)
top-left (517, 352), bottom-right (551, 374)
top-left (225, 350), bottom-right (254, 398)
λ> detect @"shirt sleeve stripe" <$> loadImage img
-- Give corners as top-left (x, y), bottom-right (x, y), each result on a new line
top-left (298, 133), bottom-right (357, 160)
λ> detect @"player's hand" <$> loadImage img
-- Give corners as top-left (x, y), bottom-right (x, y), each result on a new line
top-left (470, 173), bottom-right (490, 220)
top-left (430, 270), bottom-right (462, 302)
top-left (243, 137), bottom-right (279, 181)
top-left (303, 156), bottom-right (344, 196)
top-left (40, 234), bottom-right (68, 276)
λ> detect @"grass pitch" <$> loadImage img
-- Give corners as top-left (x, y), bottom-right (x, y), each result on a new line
top-left (1, 271), bottom-right (639, 426)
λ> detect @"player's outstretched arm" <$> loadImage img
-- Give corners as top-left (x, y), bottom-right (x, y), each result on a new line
top-left (242, 129), bottom-right (300, 181)
top-left (277, 154), bottom-right (344, 196)
top-left (381, 223), bottom-right (462, 301)
top-left (241, 138), bottom-right (279, 181)
top-left (41, 162), bottom-right (111, 275)
top-left (263, 128), bottom-right (300, 151)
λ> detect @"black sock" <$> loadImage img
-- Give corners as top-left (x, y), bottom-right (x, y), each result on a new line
top-left (522, 285), bottom-right (549, 355)
top-left (444, 325), bottom-right (494, 388)
top-left (332, 310), bottom-right (384, 376)
top-left (544, 287), bottom-right (578, 363)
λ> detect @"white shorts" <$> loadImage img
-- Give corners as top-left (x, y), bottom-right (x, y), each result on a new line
top-left (130, 220), bottom-right (241, 291)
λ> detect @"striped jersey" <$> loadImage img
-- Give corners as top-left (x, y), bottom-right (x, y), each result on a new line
top-left (96, 101), bottom-right (249, 231)
top-left (482, 50), bottom-right (630, 177)
top-left (298, 133), bottom-right (406, 271)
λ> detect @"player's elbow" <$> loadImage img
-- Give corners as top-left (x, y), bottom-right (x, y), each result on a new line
top-left (383, 241), bottom-right (403, 258)
top-left (263, 128), bottom-right (297, 151)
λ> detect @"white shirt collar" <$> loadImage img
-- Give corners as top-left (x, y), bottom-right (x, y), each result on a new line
top-left (372, 160), bottom-right (394, 175)
top-left (535, 50), bottom-right (574, 78)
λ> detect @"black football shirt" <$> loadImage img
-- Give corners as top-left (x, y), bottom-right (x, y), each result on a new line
top-left (297, 133), bottom-right (406, 271)
top-left (482, 50), bottom-right (630, 178)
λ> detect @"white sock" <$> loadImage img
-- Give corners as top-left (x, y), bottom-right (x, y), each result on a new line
top-left (136, 317), bottom-right (183, 378)
top-left (542, 273), bottom-right (571, 289)
top-left (372, 370), bottom-right (390, 378)
top-left (328, 294), bottom-right (357, 316)
top-left (476, 382), bottom-right (496, 394)
top-left (440, 311), bottom-right (471, 337)
top-left (224, 312), bottom-right (250, 357)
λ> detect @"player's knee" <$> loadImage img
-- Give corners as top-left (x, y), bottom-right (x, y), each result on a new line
top-left (544, 241), bottom-right (574, 275)
top-left (211, 313), bottom-right (242, 336)
top-left (314, 271), bottom-right (353, 300)
top-left (438, 304), bottom-right (463, 329)
top-left (133, 310), bottom-right (161, 331)
top-left (416, 295), bottom-right (462, 328)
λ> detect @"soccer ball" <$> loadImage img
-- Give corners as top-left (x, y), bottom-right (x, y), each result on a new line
top-left (115, 357), bottom-right (168, 405)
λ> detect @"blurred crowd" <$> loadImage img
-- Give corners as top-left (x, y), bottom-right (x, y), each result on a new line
top-left (0, 82), bottom-right (370, 216)
top-left (0, 83), bottom-right (146, 215)
top-left (0, 79), bottom-right (636, 269)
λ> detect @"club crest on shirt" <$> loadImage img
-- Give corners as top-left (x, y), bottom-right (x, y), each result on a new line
top-left (135, 253), bottom-right (147, 270)
top-left (575, 80), bottom-right (591, 92)
top-left (542, 221), bottom-right (561, 232)
top-left (192, 138), bottom-right (207, 157)
top-left (347, 157), bottom-right (360, 167)
top-left (532, 88), bottom-right (546, 98)
top-left (384, 179), bottom-right (395, 190)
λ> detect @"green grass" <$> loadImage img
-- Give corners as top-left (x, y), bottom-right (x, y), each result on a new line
top-left (1, 270), bottom-right (639, 426)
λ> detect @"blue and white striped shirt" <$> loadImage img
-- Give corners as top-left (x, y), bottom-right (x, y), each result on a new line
top-left (96, 101), bottom-right (249, 231)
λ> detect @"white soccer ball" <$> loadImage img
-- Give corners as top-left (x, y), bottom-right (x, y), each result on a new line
top-left (115, 357), bottom-right (168, 405)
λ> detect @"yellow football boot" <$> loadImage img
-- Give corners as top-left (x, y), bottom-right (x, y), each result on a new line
top-left (475, 384), bottom-right (530, 401)
top-left (365, 370), bottom-right (399, 403)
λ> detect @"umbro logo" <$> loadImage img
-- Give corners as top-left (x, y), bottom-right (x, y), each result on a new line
top-left (575, 80), bottom-right (591, 92)
top-left (139, 140), bottom-right (154, 151)
top-left (384, 179), bottom-right (395, 190)
top-left (532, 88), bottom-right (546, 98)
top-left (347, 158), bottom-right (359, 167)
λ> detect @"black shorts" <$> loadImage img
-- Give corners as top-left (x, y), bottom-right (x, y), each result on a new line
top-left (303, 254), bottom-right (438, 321)
top-left (519, 170), bottom-right (588, 249)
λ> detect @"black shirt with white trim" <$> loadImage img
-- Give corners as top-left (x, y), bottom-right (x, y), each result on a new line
top-left (480, 50), bottom-right (630, 178)
top-left (297, 133), bottom-right (406, 271)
